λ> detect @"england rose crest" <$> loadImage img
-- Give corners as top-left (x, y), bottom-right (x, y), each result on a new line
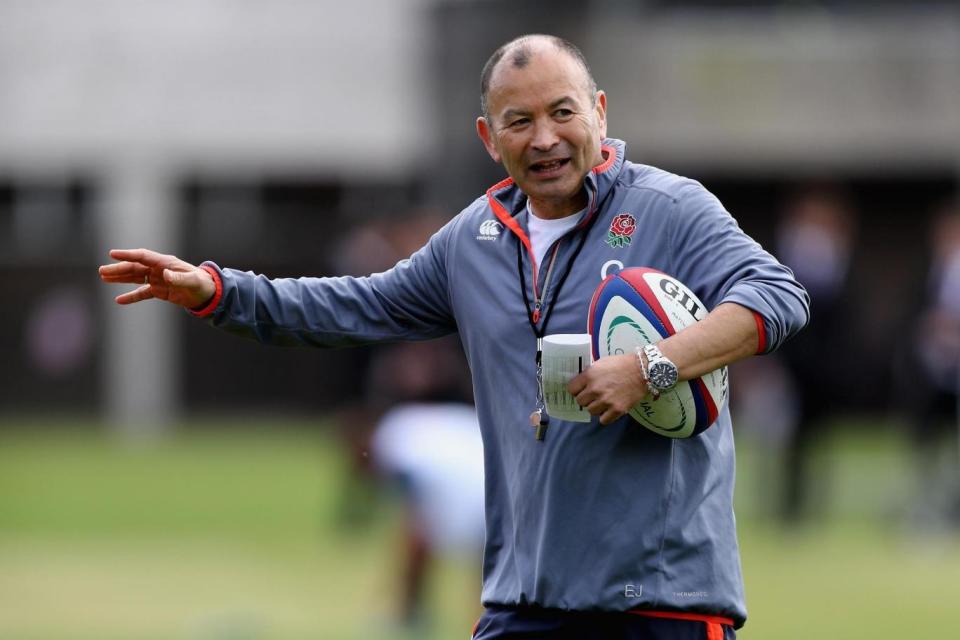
top-left (606, 213), bottom-right (636, 248)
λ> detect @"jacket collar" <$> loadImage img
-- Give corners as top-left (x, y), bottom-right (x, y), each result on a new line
top-left (485, 138), bottom-right (625, 255)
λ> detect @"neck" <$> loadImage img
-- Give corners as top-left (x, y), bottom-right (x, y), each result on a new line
top-left (528, 190), bottom-right (588, 220)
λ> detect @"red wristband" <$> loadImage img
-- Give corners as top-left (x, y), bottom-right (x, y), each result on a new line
top-left (189, 265), bottom-right (223, 318)
top-left (752, 310), bottom-right (767, 354)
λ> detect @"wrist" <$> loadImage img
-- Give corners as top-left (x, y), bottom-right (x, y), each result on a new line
top-left (635, 346), bottom-right (658, 399)
top-left (642, 344), bottom-right (679, 396)
top-left (189, 264), bottom-right (223, 317)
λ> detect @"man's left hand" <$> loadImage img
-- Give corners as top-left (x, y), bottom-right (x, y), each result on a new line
top-left (567, 354), bottom-right (648, 425)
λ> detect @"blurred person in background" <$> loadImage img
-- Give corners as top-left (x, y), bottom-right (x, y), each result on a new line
top-left (100, 35), bottom-right (808, 639)
top-left (328, 210), bottom-right (469, 530)
top-left (332, 210), bottom-right (482, 634)
top-left (897, 201), bottom-right (960, 530)
top-left (772, 186), bottom-right (857, 525)
top-left (369, 373), bottom-right (484, 636)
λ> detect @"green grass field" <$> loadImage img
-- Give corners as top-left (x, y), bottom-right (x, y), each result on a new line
top-left (2, 417), bottom-right (959, 639)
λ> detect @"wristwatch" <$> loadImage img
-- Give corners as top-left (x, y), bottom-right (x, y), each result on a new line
top-left (642, 344), bottom-right (679, 395)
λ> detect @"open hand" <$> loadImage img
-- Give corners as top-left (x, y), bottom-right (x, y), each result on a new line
top-left (98, 248), bottom-right (215, 309)
top-left (567, 354), bottom-right (649, 425)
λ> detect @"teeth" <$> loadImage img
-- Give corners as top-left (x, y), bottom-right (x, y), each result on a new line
top-left (536, 160), bottom-right (563, 170)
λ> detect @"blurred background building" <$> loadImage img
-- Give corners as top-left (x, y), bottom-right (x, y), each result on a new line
top-left (3, 2), bottom-right (960, 638)
top-left (1, 0), bottom-right (958, 434)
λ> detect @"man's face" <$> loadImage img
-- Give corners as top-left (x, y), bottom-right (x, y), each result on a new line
top-left (477, 48), bottom-right (607, 218)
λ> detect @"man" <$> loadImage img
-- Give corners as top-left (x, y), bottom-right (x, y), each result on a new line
top-left (902, 204), bottom-right (960, 529)
top-left (370, 398), bottom-right (485, 631)
top-left (100, 35), bottom-right (808, 640)
top-left (773, 187), bottom-right (856, 524)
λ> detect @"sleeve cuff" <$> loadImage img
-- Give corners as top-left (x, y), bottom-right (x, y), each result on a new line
top-left (189, 264), bottom-right (223, 318)
top-left (752, 310), bottom-right (767, 354)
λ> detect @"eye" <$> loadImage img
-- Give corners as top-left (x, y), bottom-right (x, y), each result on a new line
top-left (508, 117), bottom-right (530, 129)
top-left (554, 108), bottom-right (574, 119)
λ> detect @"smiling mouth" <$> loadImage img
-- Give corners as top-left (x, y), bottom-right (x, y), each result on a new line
top-left (529, 158), bottom-right (571, 176)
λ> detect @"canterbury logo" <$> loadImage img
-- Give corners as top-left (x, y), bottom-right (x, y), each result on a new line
top-left (477, 219), bottom-right (503, 240)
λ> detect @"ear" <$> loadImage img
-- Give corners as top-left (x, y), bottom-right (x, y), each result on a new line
top-left (594, 91), bottom-right (608, 140)
top-left (476, 116), bottom-right (502, 163)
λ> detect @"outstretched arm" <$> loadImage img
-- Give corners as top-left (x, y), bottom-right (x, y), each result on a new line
top-left (98, 216), bottom-right (459, 349)
top-left (98, 248), bottom-right (216, 309)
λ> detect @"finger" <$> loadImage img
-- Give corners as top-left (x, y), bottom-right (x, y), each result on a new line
top-left (574, 389), bottom-right (597, 408)
top-left (114, 284), bottom-right (155, 305)
top-left (585, 398), bottom-right (607, 416)
top-left (100, 272), bottom-right (151, 285)
top-left (567, 372), bottom-right (588, 395)
top-left (109, 248), bottom-right (167, 266)
top-left (101, 275), bottom-right (148, 285)
top-left (98, 261), bottom-right (149, 280)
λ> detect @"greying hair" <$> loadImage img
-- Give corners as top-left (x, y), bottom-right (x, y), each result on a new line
top-left (480, 34), bottom-right (597, 120)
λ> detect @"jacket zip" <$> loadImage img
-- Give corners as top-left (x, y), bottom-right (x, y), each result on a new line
top-left (530, 187), bottom-right (598, 324)
top-left (532, 244), bottom-right (561, 324)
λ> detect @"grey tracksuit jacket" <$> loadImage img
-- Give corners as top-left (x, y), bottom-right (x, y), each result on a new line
top-left (199, 138), bottom-right (809, 628)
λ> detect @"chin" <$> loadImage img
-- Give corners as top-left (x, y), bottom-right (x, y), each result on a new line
top-left (523, 176), bottom-right (577, 198)
top-left (536, 185), bottom-right (582, 205)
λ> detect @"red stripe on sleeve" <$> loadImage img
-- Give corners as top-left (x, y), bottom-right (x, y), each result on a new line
top-left (189, 264), bottom-right (223, 318)
top-left (752, 310), bottom-right (767, 354)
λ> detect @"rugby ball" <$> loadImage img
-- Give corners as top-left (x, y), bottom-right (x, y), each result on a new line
top-left (587, 267), bottom-right (728, 438)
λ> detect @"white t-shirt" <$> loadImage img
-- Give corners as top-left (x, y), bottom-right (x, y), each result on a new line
top-left (526, 200), bottom-right (585, 267)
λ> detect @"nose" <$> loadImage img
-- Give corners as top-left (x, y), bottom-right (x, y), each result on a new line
top-left (530, 119), bottom-right (560, 151)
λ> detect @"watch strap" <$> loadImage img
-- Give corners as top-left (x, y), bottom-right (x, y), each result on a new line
top-left (642, 344), bottom-right (678, 393)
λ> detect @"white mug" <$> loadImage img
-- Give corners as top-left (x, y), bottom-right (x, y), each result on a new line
top-left (541, 333), bottom-right (592, 423)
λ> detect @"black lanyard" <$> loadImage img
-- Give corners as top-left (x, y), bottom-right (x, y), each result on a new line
top-left (516, 194), bottom-right (603, 440)
top-left (515, 196), bottom-right (601, 347)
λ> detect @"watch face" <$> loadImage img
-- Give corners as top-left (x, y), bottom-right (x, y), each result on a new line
top-left (649, 362), bottom-right (678, 390)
